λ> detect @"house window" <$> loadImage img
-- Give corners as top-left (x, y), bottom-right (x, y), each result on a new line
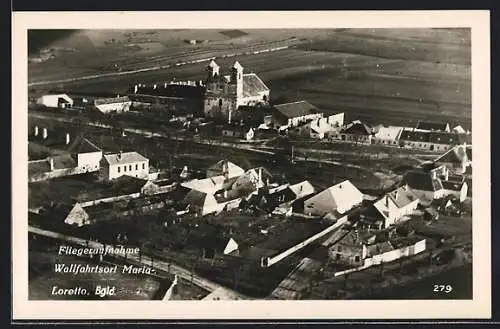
top-left (118, 166), bottom-right (121, 173)
top-left (218, 99), bottom-right (223, 107)
top-left (129, 165), bottom-right (132, 171)
top-left (136, 164), bottom-right (138, 170)
top-left (124, 165), bottom-right (127, 172)
top-left (142, 163), bottom-right (145, 170)
top-left (354, 255), bottom-right (360, 262)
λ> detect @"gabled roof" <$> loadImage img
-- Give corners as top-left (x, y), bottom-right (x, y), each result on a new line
top-left (428, 132), bottom-right (466, 145)
top-left (416, 121), bottom-right (450, 131)
top-left (399, 129), bottom-right (429, 142)
top-left (102, 152), bottom-right (148, 166)
top-left (288, 180), bottom-right (315, 199)
top-left (452, 125), bottom-right (466, 134)
top-left (242, 73), bottom-right (269, 97)
top-left (181, 175), bottom-right (226, 193)
top-left (403, 171), bottom-right (443, 192)
top-left (273, 101), bottom-right (321, 119)
top-left (374, 126), bottom-right (403, 140)
top-left (341, 120), bottom-right (372, 135)
top-left (373, 186), bottom-right (419, 220)
top-left (68, 136), bottom-right (102, 154)
top-left (434, 145), bottom-right (469, 164)
top-left (206, 160), bottom-right (245, 179)
top-left (305, 180), bottom-right (363, 215)
top-left (366, 241), bottom-right (394, 257)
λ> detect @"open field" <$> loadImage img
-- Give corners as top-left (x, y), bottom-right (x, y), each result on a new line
top-left (29, 28), bottom-right (471, 129)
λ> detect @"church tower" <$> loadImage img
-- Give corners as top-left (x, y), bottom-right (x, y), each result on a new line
top-left (230, 61), bottom-right (244, 105)
top-left (207, 60), bottom-right (220, 78)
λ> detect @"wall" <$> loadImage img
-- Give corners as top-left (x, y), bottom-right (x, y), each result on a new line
top-left (341, 133), bottom-right (372, 144)
top-left (28, 165), bottom-right (100, 183)
top-left (77, 151), bottom-right (102, 170)
top-left (107, 160), bottom-right (149, 180)
top-left (79, 192), bottom-right (142, 208)
top-left (333, 239), bottom-right (427, 277)
top-left (261, 216), bottom-right (348, 268)
top-left (204, 96), bottom-right (237, 119)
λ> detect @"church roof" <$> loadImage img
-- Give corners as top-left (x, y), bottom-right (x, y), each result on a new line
top-left (242, 73), bottom-right (269, 97)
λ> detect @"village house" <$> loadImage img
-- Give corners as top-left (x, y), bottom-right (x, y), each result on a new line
top-left (221, 125), bottom-right (255, 141)
top-left (329, 229), bottom-right (427, 269)
top-left (36, 93), bottom-right (74, 109)
top-left (303, 180), bottom-right (363, 217)
top-left (206, 160), bottom-right (245, 179)
top-left (403, 170), bottom-right (445, 203)
top-left (359, 185), bottom-right (420, 230)
top-left (372, 126), bottom-right (404, 146)
top-left (288, 113), bottom-right (344, 140)
top-left (264, 180), bottom-right (316, 212)
top-left (336, 120), bottom-right (373, 144)
top-left (433, 144), bottom-right (471, 174)
top-left (94, 96), bottom-right (132, 113)
top-left (99, 151), bottom-right (149, 181)
top-left (270, 101), bottom-right (324, 129)
top-left (398, 129), bottom-right (467, 152)
top-left (203, 60), bottom-right (270, 121)
top-left (416, 121), bottom-right (451, 132)
top-left (67, 136), bottom-right (103, 172)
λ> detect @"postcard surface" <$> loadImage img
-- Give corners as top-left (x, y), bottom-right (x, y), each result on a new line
top-left (12, 10), bottom-right (491, 320)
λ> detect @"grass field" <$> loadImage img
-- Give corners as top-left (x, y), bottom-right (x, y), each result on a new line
top-left (29, 28), bottom-right (471, 129)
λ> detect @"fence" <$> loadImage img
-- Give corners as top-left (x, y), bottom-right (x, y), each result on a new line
top-left (28, 165), bottom-right (99, 183)
top-left (79, 192), bottom-right (142, 207)
top-left (333, 239), bottom-right (427, 277)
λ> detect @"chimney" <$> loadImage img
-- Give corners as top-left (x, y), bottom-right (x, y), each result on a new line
top-left (34, 125), bottom-right (39, 137)
top-left (65, 133), bottom-right (70, 145)
top-left (49, 157), bottom-right (54, 171)
top-left (42, 128), bottom-right (48, 140)
top-left (134, 85), bottom-right (138, 94)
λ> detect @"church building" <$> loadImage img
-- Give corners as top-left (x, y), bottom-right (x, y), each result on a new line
top-left (203, 60), bottom-right (270, 122)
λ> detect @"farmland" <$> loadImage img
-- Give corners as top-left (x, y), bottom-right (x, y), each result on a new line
top-left (29, 28), bottom-right (471, 129)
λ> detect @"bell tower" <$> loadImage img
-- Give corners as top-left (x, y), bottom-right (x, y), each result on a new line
top-left (230, 61), bottom-right (244, 104)
top-left (207, 60), bottom-right (220, 78)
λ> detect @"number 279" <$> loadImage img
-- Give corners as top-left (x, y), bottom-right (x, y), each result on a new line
top-left (433, 284), bottom-right (453, 293)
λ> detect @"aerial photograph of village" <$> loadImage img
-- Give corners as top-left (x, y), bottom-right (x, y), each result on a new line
top-left (27, 28), bottom-right (472, 301)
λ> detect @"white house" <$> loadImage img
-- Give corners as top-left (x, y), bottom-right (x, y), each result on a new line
top-left (68, 137), bottom-right (102, 172)
top-left (100, 151), bottom-right (149, 181)
top-left (94, 96), bottom-right (132, 113)
top-left (36, 94), bottom-right (74, 109)
top-left (206, 160), bottom-right (245, 179)
top-left (360, 185), bottom-right (419, 229)
top-left (373, 126), bottom-right (404, 146)
top-left (303, 180), bottom-right (363, 216)
top-left (272, 101), bottom-right (324, 128)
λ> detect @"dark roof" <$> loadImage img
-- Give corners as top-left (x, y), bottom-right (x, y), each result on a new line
top-left (68, 136), bottom-right (102, 154)
top-left (400, 130), bottom-right (466, 145)
top-left (342, 120), bottom-right (372, 135)
top-left (221, 125), bottom-right (251, 133)
top-left (273, 101), bottom-right (321, 119)
top-left (403, 171), bottom-right (443, 192)
top-left (428, 132), bottom-right (466, 145)
top-left (242, 73), bottom-right (269, 97)
top-left (131, 84), bottom-right (205, 99)
top-left (435, 145), bottom-right (468, 164)
top-left (399, 130), bottom-right (430, 142)
top-left (416, 121), bottom-right (449, 131)
top-left (442, 180), bottom-right (464, 191)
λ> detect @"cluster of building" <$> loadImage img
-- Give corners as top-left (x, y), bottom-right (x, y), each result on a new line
top-left (28, 126), bottom-right (156, 183)
top-left (33, 58), bottom-right (470, 153)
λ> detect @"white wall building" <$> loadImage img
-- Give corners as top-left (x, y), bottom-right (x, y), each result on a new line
top-left (100, 151), bottom-right (149, 181)
top-left (36, 94), bottom-right (74, 109)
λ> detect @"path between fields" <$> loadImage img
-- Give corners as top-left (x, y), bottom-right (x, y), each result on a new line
top-left (28, 44), bottom-right (292, 87)
top-left (29, 225), bottom-right (251, 300)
